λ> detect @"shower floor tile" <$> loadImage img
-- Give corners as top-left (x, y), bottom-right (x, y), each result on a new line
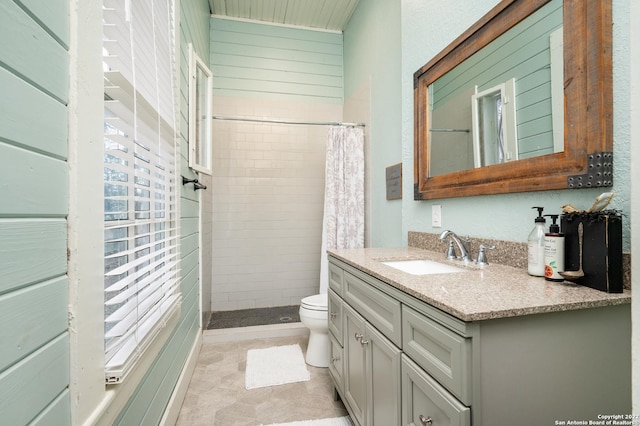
top-left (207, 305), bottom-right (301, 330)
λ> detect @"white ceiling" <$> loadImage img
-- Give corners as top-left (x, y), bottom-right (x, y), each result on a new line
top-left (209, 0), bottom-right (361, 32)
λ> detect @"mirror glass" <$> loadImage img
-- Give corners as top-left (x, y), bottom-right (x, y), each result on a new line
top-left (429, 0), bottom-right (563, 177)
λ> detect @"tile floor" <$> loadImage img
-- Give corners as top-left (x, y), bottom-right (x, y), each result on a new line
top-left (176, 333), bottom-right (349, 425)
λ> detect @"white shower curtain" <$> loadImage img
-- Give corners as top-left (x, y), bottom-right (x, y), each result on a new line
top-left (319, 125), bottom-right (365, 294)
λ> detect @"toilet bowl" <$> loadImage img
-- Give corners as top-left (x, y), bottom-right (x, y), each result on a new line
top-left (299, 293), bottom-right (329, 367)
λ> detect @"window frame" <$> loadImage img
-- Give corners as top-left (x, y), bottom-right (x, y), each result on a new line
top-left (102, 0), bottom-right (181, 385)
top-left (69, 0), bottom-right (184, 423)
top-left (188, 43), bottom-right (213, 175)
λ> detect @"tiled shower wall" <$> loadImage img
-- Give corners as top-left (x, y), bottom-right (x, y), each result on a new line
top-left (210, 97), bottom-right (342, 311)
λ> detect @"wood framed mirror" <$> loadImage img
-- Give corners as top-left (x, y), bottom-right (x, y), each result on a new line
top-left (413, 0), bottom-right (612, 200)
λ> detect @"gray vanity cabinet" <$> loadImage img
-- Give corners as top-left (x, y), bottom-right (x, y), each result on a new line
top-left (328, 255), bottom-right (631, 426)
top-left (329, 258), bottom-right (466, 426)
top-left (366, 319), bottom-right (401, 426)
top-left (343, 303), bottom-right (367, 425)
top-left (329, 264), bottom-right (402, 426)
top-left (328, 289), bottom-right (344, 395)
top-left (328, 289), bottom-right (343, 345)
top-left (343, 303), bottom-right (402, 426)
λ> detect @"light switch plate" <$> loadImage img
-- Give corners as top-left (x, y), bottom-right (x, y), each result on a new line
top-left (432, 205), bottom-right (442, 227)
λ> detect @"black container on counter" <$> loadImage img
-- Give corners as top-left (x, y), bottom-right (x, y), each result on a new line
top-left (561, 211), bottom-right (623, 293)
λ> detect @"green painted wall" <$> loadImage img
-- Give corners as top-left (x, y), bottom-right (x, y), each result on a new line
top-left (210, 18), bottom-right (344, 103)
top-left (0, 0), bottom-right (71, 424)
top-left (343, 0), bottom-right (403, 247)
top-left (0, 0), bottom-right (209, 424)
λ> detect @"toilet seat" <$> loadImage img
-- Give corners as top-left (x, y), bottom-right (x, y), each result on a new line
top-left (301, 293), bottom-right (328, 311)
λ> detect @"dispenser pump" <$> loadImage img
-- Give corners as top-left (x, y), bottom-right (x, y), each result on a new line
top-left (545, 214), bottom-right (560, 233)
top-left (527, 207), bottom-right (547, 277)
top-left (532, 207), bottom-right (545, 224)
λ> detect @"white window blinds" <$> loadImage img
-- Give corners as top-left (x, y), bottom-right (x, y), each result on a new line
top-left (102, 0), bottom-right (180, 384)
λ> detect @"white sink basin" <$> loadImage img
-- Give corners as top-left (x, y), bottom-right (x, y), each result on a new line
top-left (382, 259), bottom-right (466, 275)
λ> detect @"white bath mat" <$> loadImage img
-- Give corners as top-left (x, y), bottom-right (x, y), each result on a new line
top-left (245, 344), bottom-right (311, 389)
top-left (262, 416), bottom-right (353, 426)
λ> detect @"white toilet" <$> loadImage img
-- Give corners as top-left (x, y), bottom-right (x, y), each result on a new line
top-left (299, 293), bottom-right (329, 367)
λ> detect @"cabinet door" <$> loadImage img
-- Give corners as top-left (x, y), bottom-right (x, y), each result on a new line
top-left (328, 288), bottom-right (343, 345)
top-left (344, 304), bottom-right (367, 426)
top-left (328, 333), bottom-right (344, 395)
top-left (402, 355), bottom-right (470, 426)
top-left (366, 323), bottom-right (401, 426)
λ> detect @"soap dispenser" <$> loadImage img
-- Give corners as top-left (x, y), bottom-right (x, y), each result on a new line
top-left (544, 214), bottom-right (565, 282)
top-left (527, 207), bottom-right (546, 276)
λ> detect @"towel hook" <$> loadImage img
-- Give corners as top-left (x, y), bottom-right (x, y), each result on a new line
top-left (181, 175), bottom-right (207, 191)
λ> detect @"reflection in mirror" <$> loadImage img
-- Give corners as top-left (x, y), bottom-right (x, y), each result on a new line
top-left (471, 78), bottom-right (518, 168)
top-left (428, 0), bottom-right (563, 176)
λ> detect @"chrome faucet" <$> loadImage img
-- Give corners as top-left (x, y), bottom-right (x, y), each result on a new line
top-left (439, 230), bottom-right (472, 262)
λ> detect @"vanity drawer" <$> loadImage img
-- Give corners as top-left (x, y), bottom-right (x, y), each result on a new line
top-left (329, 261), bottom-right (344, 296)
top-left (328, 288), bottom-right (343, 345)
top-left (343, 271), bottom-right (402, 346)
top-left (402, 355), bottom-right (470, 426)
top-left (402, 305), bottom-right (472, 405)
top-left (329, 262), bottom-right (344, 297)
top-left (328, 333), bottom-right (344, 394)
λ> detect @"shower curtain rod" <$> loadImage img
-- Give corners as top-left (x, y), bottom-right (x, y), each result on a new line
top-left (212, 115), bottom-right (365, 128)
top-left (430, 128), bottom-right (470, 133)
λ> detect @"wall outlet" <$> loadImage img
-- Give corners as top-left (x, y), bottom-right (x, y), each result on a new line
top-left (432, 204), bottom-right (442, 227)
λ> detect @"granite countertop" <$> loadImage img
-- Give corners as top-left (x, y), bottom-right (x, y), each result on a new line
top-left (328, 247), bottom-right (631, 322)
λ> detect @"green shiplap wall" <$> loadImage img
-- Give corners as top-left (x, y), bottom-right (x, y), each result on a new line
top-left (112, 1), bottom-right (209, 423)
top-left (211, 18), bottom-right (344, 102)
top-left (0, 0), bottom-right (71, 424)
top-left (343, 0), bottom-right (403, 247)
top-left (432, 0), bottom-right (562, 159)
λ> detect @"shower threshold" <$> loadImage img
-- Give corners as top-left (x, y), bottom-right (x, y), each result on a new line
top-left (206, 305), bottom-right (300, 330)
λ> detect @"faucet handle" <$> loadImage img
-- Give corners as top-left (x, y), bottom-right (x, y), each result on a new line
top-left (476, 244), bottom-right (496, 266)
top-left (445, 240), bottom-right (457, 260)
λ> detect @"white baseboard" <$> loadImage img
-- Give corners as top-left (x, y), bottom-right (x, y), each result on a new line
top-left (160, 331), bottom-right (202, 426)
top-left (202, 322), bottom-right (309, 344)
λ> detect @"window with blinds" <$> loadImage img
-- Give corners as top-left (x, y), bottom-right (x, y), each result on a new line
top-left (102, 0), bottom-right (180, 384)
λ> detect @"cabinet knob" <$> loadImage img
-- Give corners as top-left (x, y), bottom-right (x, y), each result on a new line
top-left (331, 356), bottom-right (340, 364)
top-left (354, 332), bottom-right (369, 345)
top-left (330, 312), bottom-right (338, 319)
top-left (419, 415), bottom-right (433, 425)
